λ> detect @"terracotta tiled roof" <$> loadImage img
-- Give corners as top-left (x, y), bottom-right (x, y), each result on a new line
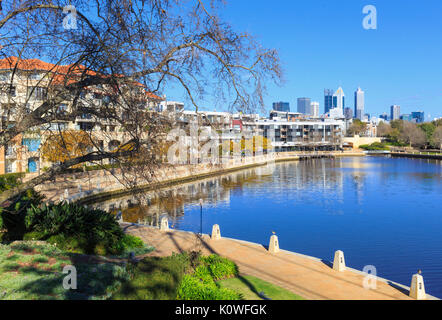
top-left (0, 56), bottom-right (163, 100)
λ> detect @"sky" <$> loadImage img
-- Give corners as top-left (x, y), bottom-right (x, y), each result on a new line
top-left (167, 0), bottom-right (442, 120)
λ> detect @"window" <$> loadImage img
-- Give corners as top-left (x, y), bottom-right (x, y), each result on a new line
top-left (79, 122), bottom-right (94, 131)
top-left (0, 72), bottom-right (11, 82)
top-left (49, 122), bottom-right (68, 131)
top-left (29, 72), bottom-right (43, 80)
top-left (2, 85), bottom-right (16, 97)
top-left (27, 87), bottom-right (47, 100)
top-left (5, 160), bottom-right (14, 173)
top-left (57, 104), bottom-right (68, 115)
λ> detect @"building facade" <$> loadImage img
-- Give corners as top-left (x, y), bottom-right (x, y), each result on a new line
top-left (411, 111), bottom-right (425, 123)
top-left (310, 101), bottom-right (320, 118)
top-left (272, 102), bottom-right (290, 112)
top-left (390, 105), bottom-right (401, 121)
top-left (354, 87), bottom-right (364, 120)
top-left (0, 57), bottom-right (163, 174)
top-left (324, 89), bottom-right (334, 114)
top-left (297, 97), bottom-right (312, 115)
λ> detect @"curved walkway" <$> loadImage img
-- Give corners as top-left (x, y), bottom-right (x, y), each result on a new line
top-left (123, 224), bottom-right (423, 300)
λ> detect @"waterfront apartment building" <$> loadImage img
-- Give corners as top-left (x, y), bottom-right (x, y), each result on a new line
top-left (297, 97), bottom-right (311, 115)
top-left (390, 105), bottom-right (401, 120)
top-left (0, 57), bottom-right (163, 174)
top-left (354, 87), bottom-right (364, 120)
top-left (272, 102), bottom-right (290, 112)
top-left (257, 119), bottom-right (344, 152)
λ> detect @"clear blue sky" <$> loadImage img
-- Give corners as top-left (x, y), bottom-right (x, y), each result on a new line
top-left (168, 0), bottom-right (442, 120)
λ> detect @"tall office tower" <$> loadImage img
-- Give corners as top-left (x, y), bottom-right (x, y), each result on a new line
top-left (324, 89), bottom-right (334, 114)
top-left (411, 111), bottom-right (425, 123)
top-left (354, 87), bottom-right (365, 120)
top-left (379, 112), bottom-right (389, 121)
top-left (344, 107), bottom-right (353, 120)
top-left (272, 102), bottom-right (290, 112)
top-left (310, 101), bottom-right (320, 117)
top-left (390, 105), bottom-right (401, 120)
top-left (332, 87), bottom-right (345, 109)
top-left (330, 87), bottom-right (345, 118)
top-left (297, 97), bottom-right (312, 114)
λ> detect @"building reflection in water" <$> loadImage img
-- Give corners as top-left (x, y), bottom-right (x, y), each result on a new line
top-left (92, 158), bottom-right (356, 225)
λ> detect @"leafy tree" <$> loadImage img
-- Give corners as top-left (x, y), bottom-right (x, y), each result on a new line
top-left (41, 131), bottom-right (94, 164)
top-left (418, 122), bottom-right (436, 148)
top-left (347, 119), bottom-right (367, 136)
top-left (0, 0), bottom-right (281, 204)
top-left (434, 126), bottom-right (442, 150)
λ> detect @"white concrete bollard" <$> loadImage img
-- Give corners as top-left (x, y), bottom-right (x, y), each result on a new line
top-left (409, 273), bottom-right (426, 300)
top-left (333, 250), bottom-right (346, 272)
top-left (268, 235), bottom-right (280, 253)
top-left (160, 217), bottom-right (169, 231)
top-left (211, 224), bottom-right (221, 240)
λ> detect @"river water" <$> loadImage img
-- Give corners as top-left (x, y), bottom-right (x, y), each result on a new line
top-left (97, 156), bottom-right (442, 297)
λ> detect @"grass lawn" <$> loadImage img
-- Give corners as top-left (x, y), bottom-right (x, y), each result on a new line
top-left (0, 241), bottom-right (131, 300)
top-left (112, 253), bottom-right (191, 300)
top-left (218, 275), bottom-right (304, 300)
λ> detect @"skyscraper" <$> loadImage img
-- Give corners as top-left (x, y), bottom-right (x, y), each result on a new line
top-left (330, 87), bottom-right (345, 118)
top-left (297, 97), bottom-right (311, 115)
top-left (310, 101), bottom-right (320, 117)
top-left (354, 87), bottom-right (364, 120)
top-left (344, 107), bottom-right (353, 120)
top-left (324, 89), bottom-right (334, 114)
top-left (332, 87), bottom-right (345, 110)
top-left (390, 105), bottom-right (400, 120)
top-left (272, 102), bottom-right (290, 112)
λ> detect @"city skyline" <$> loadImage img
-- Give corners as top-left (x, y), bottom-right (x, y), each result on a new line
top-left (167, 1), bottom-right (442, 120)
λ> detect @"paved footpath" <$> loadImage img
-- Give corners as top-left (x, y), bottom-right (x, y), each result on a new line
top-left (124, 224), bottom-right (420, 300)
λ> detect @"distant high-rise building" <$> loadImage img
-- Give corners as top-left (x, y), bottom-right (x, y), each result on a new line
top-left (310, 101), bottom-right (320, 117)
top-left (411, 111), bottom-right (425, 123)
top-left (400, 114), bottom-right (412, 121)
top-left (324, 89), bottom-right (334, 114)
top-left (354, 87), bottom-right (365, 120)
top-left (273, 102), bottom-right (290, 112)
top-left (390, 105), bottom-right (401, 120)
top-left (330, 87), bottom-right (345, 118)
top-left (363, 113), bottom-right (371, 121)
top-left (379, 113), bottom-right (389, 121)
top-left (344, 107), bottom-right (353, 119)
top-left (297, 97), bottom-right (311, 115)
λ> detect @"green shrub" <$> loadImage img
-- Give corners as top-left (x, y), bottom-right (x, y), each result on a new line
top-left (0, 188), bottom-right (44, 241)
top-left (120, 234), bottom-right (144, 250)
top-left (359, 142), bottom-right (389, 151)
top-left (176, 254), bottom-right (241, 300)
top-left (177, 274), bottom-right (240, 300)
top-left (25, 202), bottom-right (125, 255)
top-left (199, 254), bottom-right (239, 280)
top-left (23, 231), bottom-right (46, 241)
top-left (0, 173), bottom-right (25, 192)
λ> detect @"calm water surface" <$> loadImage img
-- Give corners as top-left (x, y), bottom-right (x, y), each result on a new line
top-left (100, 156), bottom-right (442, 297)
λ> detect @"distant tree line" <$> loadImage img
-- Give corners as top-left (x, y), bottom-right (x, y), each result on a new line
top-left (377, 119), bottom-right (442, 149)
